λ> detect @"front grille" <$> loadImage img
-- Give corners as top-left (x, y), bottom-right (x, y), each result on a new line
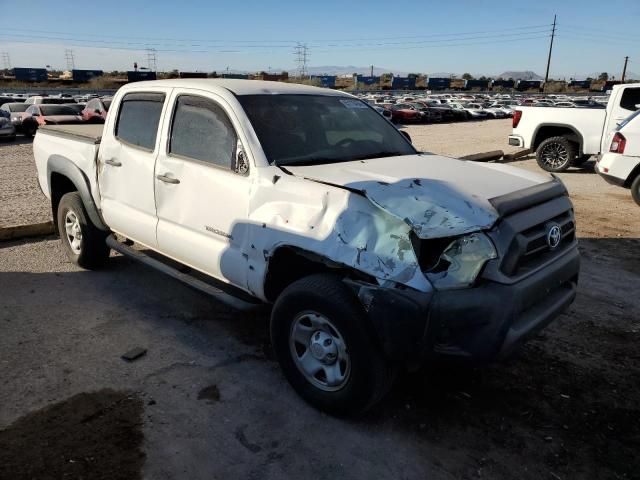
top-left (496, 196), bottom-right (576, 278)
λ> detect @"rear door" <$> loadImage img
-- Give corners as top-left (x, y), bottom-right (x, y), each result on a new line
top-left (98, 89), bottom-right (170, 247)
top-left (602, 85), bottom-right (640, 152)
top-left (154, 89), bottom-right (253, 289)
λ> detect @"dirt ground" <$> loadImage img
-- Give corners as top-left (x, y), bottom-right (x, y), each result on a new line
top-left (0, 121), bottom-right (639, 480)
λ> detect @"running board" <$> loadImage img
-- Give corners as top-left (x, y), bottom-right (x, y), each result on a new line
top-left (106, 236), bottom-right (265, 312)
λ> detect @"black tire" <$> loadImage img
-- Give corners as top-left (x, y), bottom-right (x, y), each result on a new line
top-left (23, 121), bottom-right (37, 138)
top-left (271, 273), bottom-right (395, 416)
top-left (631, 175), bottom-right (640, 207)
top-left (57, 192), bottom-right (110, 269)
top-left (536, 136), bottom-right (577, 172)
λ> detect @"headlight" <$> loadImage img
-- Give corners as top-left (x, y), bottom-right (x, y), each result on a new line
top-left (425, 233), bottom-right (497, 290)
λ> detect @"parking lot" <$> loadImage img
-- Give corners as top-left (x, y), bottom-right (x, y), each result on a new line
top-left (1, 121), bottom-right (639, 480)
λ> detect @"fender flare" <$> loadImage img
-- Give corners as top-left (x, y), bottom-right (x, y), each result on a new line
top-left (532, 123), bottom-right (584, 154)
top-left (47, 154), bottom-right (109, 232)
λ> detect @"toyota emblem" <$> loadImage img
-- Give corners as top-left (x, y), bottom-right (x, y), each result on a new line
top-left (546, 224), bottom-right (562, 249)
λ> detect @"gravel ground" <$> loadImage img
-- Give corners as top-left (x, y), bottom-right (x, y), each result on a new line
top-left (0, 138), bottom-right (50, 228)
top-left (0, 120), bottom-right (639, 479)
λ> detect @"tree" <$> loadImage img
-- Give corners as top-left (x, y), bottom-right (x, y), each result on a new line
top-left (598, 72), bottom-right (609, 81)
top-left (462, 73), bottom-right (474, 80)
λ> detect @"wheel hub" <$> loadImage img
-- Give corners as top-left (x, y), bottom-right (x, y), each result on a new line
top-left (64, 210), bottom-right (82, 254)
top-left (309, 331), bottom-right (338, 364)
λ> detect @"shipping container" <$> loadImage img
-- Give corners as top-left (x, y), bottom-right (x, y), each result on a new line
top-left (427, 77), bottom-right (451, 90)
top-left (179, 72), bottom-right (208, 79)
top-left (72, 69), bottom-right (104, 83)
top-left (355, 75), bottom-right (381, 86)
top-left (222, 73), bottom-right (249, 79)
top-left (492, 79), bottom-right (515, 89)
top-left (391, 77), bottom-right (417, 90)
top-left (464, 79), bottom-right (490, 90)
top-left (311, 75), bottom-right (337, 88)
top-left (568, 80), bottom-right (592, 89)
top-left (516, 80), bottom-right (542, 91)
top-left (13, 68), bottom-right (48, 82)
top-left (127, 71), bottom-right (157, 82)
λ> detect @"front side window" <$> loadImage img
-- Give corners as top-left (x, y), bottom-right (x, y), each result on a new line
top-left (115, 92), bottom-right (165, 150)
top-left (169, 95), bottom-right (238, 170)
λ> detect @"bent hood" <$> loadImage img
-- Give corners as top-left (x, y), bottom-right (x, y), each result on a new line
top-left (286, 153), bottom-right (553, 239)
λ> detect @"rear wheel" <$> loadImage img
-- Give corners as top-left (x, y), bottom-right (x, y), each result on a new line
top-left (631, 175), bottom-right (640, 206)
top-left (536, 136), bottom-right (576, 172)
top-left (57, 192), bottom-right (110, 269)
top-left (271, 273), bottom-right (395, 415)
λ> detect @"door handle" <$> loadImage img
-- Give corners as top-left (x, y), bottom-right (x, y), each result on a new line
top-left (104, 158), bottom-right (122, 167)
top-left (156, 174), bottom-right (180, 184)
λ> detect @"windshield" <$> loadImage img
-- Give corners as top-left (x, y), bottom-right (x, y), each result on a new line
top-left (8, 104), bottom-right (28, 112)
top-left (40, 105), bottom-right (78, 115)
top-left (238, 94), bottom-right (416, 166)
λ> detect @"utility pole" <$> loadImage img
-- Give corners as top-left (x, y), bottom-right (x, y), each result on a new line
top-left (622, 56), bottom-right (629, 83)
top-left (544, 14), bottom-right (557, 86)
top-left (371, 65), bottom-right (374, 77)
top-left (1, 52), bottom-right (10, 70)
top-left (293, 43), bottom-right (309, 79)
top-left (146, 48), bottom-right (157, 72)
top-left (64, 49), bottom-right (75, 70)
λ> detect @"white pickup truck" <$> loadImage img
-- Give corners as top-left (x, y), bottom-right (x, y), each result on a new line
top-left (509, 84), bottom-right (640, 171)
top-left (34, 79), bottom-right (580, 414)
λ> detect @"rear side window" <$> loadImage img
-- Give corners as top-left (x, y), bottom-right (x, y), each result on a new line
top-left (115, 92), bottom-right (165, 150)
top-left (619, 88), bottom-right (640, 112)
top-left (169, 95), bottom-right (237, 170)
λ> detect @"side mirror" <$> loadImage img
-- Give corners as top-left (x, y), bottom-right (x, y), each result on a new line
top-left (400, 130), bottom-right (412, 143)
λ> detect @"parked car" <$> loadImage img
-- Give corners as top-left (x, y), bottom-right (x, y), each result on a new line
top-left (0, 102), bottom-right (30, 130)
top-left (482, 105), bottom-right (508, 118)
top-left (0, 116), bottom-right (16, 141)
top-left (33, 79), bottom-right (579, 415)
top-left (509, 83), bottom-right (640, 171)
top-left (21, 104), bottom-right (83, 137)
top-left (81, 97), bottom-right (112, 123)
top-left (462, 103), bottom-right (490, 119)
top-left (387, 104), bottom-right (424, 123)
top-left (596, 109), bottom-right (640, 205)
top-left (417, 101), bottom-right (464, 121)
top-left (63, 103), bottom-right (86, 115)
top-left (24, 96), bottom-right (78, 105)
top-left (372, 105), bottom-right (393, 121)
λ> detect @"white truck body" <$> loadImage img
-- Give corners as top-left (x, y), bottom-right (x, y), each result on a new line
top-left (508, 84), bottom-right (640, 171)
top-left (33, 79), bottom-right (581, 413)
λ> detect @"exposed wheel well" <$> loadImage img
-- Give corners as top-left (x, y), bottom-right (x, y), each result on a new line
top-left (625, 163), bottom-right (640, 188)
top-left (263, 246), bottom-right (372, 303)
top-left (50, 173), bottom-right (78, 234)
top-left (533, 126), bottom-right (582, 152)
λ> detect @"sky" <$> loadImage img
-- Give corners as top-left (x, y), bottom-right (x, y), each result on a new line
top-left (1, 0), bottom-right (639, 79)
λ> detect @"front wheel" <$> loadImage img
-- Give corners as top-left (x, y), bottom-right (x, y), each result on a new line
top-left (57, 192), bottom-right (110, 269)
top-left (23, 121), bottom-right (37, 138)
top-left (536, 136), bottom-right (576, 172)
top-left (271, 274), bottom-right (395, 415)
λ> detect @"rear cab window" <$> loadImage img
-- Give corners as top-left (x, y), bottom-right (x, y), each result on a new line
top-left (115, 92), bottom-right (166, 150)
top-left (619, 88), bottom-right (640, 112)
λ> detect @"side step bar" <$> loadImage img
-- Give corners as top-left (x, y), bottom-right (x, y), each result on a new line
top-left (106, 236), bottom-right (265, 312)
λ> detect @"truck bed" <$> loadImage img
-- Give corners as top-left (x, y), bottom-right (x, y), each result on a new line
top-left (38, 124), bottom-right (104, 144)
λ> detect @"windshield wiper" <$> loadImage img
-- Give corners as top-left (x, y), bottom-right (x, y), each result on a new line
top-left (347, 151), bottom-right (409, 161)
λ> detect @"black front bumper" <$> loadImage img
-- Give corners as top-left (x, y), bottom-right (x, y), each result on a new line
top-left (354, 245), bottom-right (579, 365)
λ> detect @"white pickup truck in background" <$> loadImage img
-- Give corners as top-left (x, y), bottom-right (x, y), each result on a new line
top-left (509, 84), bottom-right (640, 172)
top-left (33, 79), bottom-right (580, 414)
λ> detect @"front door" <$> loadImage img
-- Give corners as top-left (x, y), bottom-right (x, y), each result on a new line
top-left (98, 89), bottom-right (170, 247)
top-left (154, 91), bottom-right (253, 289)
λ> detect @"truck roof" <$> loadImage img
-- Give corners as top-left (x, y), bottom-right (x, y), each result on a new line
top-left (119, 79), bottom-right (351, 97)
